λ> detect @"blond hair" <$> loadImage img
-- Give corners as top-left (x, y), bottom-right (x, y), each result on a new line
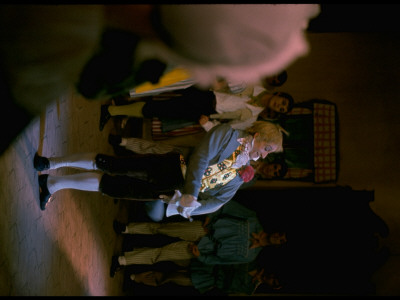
top-left (246, 121), bottom-right (289, 153)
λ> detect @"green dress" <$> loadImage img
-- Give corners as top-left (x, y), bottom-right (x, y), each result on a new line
top-left (190, 260), bottom-right (259, 295)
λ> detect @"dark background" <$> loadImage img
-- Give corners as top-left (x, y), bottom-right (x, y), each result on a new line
top-left (308, 4), bottom-right (400, 32)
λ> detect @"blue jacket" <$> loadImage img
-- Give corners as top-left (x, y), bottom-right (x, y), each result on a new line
top-left (185, 124), bottom-right (249, 216)
top-left (196, 200), bottom-right (264, 265)
top-left (190, 260), bottom-right (259, 295)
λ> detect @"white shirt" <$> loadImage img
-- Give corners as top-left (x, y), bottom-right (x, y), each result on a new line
top-left (201, 87), bottom-right (267, 131)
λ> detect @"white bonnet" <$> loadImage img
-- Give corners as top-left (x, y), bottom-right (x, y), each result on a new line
top-left (136, 4), bottom-right (320, 87)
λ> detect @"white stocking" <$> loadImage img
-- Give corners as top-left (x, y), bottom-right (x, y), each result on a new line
top-left (47, 172), bottom-right (102, 194)
top-left (48, 152), bottom-right (98, 170)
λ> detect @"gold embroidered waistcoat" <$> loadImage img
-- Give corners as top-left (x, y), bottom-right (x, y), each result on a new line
top-left (199, 145), bottom-right (244, 192)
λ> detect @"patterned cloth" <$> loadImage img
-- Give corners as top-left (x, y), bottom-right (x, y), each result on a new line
top-left (151, 117), bottom-right (204, 140)
top-left (284, 101), bottom-right (337, 183)
top-left (313, 103), bottom-right (337, 183)
top-left (200, 145), bottom-right (243, 192)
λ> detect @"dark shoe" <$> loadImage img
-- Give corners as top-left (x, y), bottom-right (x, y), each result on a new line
top-left (99, 104), bottom-right (111, 131)
top-left (110, 255), bottom-right (123, 278)
top-left (34, 152), bottom-right (50, 171)
top-left (113, 220), bottom-right (127, 235)
top-left (38, 174), bottom-right (53, 211)
top-left (108, 134), bottom-right (122, 147)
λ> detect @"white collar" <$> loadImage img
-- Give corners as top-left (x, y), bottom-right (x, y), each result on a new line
top-left (232, 135), bottom-right (254, 168)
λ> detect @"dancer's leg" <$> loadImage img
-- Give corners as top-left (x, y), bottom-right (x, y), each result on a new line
top-left (130, 270), bottom-right (193, 287)
top-left (48, 152), bottom-right (98, 170)
top-left (46, 172), bottom-right (102, 194)
top-left (125, 220), bottom-right (206, 241)
top-left (121, 241), bottom-right (195, 265)
top-left (108, 101), bottom-right (145, 117)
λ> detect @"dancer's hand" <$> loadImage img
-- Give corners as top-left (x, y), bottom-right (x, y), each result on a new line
top-left (159, 190), bottom-right (182, 204)
top-left (177, 203), bottom-right (200, 221)
top-left (188, 243), bottom-right (200, 257)
top-left (133, 271), bottom-right (159, 286)
top-left (180, 194), bottom-right (197, 207)
top-left (199, 115), bottom-right (209, 126)
top-left (164, 191), bottom-right (201, 220)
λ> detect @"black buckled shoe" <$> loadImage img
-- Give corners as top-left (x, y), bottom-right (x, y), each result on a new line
top-left (34, 152), bottom-right (50, 171)
top-left (39, 174), bottom-right (53, 211)
top-left (113, 220), bottom-right (127, 235)
top-left (99, 104), bottom-right (111, 131)
top-left (110, 255), bottom-right (123, 278)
